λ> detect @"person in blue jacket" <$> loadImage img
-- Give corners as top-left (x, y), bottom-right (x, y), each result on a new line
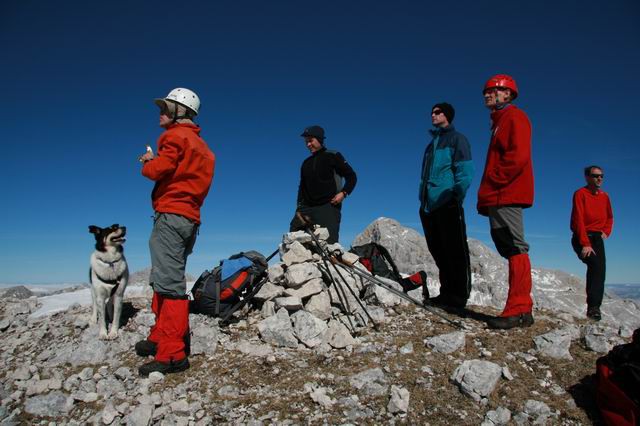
top-left (419, 102), bottom-right (474, 310)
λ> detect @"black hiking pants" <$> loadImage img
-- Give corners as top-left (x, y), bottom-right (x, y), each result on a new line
top-left (572, 232), bottom-right (606, 309)
top-left (290, 203), bottom-right (342, 244)
top-left (419, 199), bottom-right (471, 307)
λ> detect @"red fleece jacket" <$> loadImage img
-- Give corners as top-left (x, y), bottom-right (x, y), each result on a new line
top-left (477, 104), bottom-right (534, 216)
top-left (570, 187), bottom-right (613, 247)
top-left (142, 123), bottom-right (215, 223)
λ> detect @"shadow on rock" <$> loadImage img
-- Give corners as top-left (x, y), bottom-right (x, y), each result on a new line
top-left (106, 301), bottom-right (140, 328)
top-left (567, 374), bottom-right (603, 424)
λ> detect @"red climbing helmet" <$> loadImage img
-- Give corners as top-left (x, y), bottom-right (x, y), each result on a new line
top-left (483, 74), bottom-right (519, 99)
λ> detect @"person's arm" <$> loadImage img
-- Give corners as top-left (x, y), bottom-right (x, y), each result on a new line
top-left (602, 194), bottom-right (613, 238)
top-left (142, 137), bottom-right (183, 181)
top-left (485, 113), bottom-right (531, 188)
top-left (571, 190), bottom-right (593, 256)
top-left (333, 152), bottom-right (357, 195)
top-left (296, 166), bottom-right (305, 209)
top-left (451, 134), bottom-right (474, 201)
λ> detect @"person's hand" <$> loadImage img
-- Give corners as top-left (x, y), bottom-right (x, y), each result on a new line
top-left (581, 246), bottom-right (596, 258)
top-left (601, 232), bottom-right (608, 240)
top-left (139, 146), bottom-right (154, 163)
top-left (330, 191), bottom-right (346, 205)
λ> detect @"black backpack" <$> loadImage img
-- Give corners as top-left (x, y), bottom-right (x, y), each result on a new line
top-left (595, 328), bottom-right (640, 425)
top-left (190, 251), bottom-right (268, 320)
top-left (349, 242), bottom-right (428, 294)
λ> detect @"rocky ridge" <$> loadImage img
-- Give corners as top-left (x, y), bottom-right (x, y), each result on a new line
top-left (0, 217), bottom-right (638, 425)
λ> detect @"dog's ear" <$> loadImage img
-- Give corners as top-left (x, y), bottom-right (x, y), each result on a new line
top-left (89, 225), bottom-right (101, 234)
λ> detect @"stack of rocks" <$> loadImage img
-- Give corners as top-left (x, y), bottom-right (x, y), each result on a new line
top-left (252, 227), bottom-right (407, 351)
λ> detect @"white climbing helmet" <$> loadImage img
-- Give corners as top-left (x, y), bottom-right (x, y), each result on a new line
top-left (154, 88), bottom-right (200, 115)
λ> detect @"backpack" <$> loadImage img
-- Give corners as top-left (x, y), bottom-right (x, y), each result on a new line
top-left (595, 328), bottom-right (640, 426)
top-left (190, 251), bottom-right (268, 319)
top-left (349, 242), bottom-right (428, 295)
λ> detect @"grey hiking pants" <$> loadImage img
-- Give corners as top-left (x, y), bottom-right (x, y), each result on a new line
top-left (488, 206), bottom-right (529, 259)
top-left (149, 212), bottom-right (199, 298)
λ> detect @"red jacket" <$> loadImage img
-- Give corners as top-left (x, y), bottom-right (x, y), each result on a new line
top-left (477, 104), bottom-right (534, 216)
top-left (570, 187), bottom-right (613, 247)
top-left (142, 123), bottom-right (215, 224)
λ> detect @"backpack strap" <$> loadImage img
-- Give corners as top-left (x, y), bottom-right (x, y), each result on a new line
top-left (374, 243), bottom-right (403, 282)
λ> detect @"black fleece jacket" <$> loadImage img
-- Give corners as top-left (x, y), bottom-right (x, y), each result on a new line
top-left (297, 147), bottom-right (357, 207)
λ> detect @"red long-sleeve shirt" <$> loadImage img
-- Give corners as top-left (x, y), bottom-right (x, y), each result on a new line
top-left (570, 187), bottom-right (613, 247)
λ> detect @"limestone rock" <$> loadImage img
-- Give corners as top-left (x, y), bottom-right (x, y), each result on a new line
top-left (282, 241), bottom-right (313, 266)
top-left (323, 319), bottom-right (357, 349)
top-left (284, 263), bottom-right (322, 288)
top-left (533, 328), bottom-right (574, 360)
top-left (291, 310), bottom-right (328, 348)
top-left (388, 385), bottom-right (410, 414)
top-left (425, 331), bottom-right (466, 354)
top-left (24, 391), bottom-right (72, 417)
top-left (283, 278), bottom-right (325, 300)
top-left (267, 263), bottom-right (285, 284)
top-left (253, 282), bottom-right (284, 301)
top-left (283, 230), bottom-right (312, 246)
top-left (274, 296), bottom-right (303, 311)
top-left (451, 360), bottom-right (502, 402)
top-left (304, 291), bottom-right (332, 321)
top-left (349, 368), bottom-right (388, 396)
top-left (257, 308), bottom-right (298, 348)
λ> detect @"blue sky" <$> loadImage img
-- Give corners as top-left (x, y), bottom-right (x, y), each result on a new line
top-left (2, 1), bottom-right (639, 284)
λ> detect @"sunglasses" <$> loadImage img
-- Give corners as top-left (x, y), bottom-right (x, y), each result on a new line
top-left (432, 110), bottom-right (443, 115)
top-left (589, 174), bottom-right (604, 179)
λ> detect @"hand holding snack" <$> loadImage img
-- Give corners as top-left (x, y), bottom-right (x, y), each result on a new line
top-left (139, 145), bottom-right (154, 163)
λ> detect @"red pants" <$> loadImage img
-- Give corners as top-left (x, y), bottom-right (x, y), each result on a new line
top-left (501, 253), bottom-right (533, 317)
top-left (148, 292), bottom-right (189, 362)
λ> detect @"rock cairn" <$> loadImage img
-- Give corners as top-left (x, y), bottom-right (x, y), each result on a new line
top-left (252, 227), bottom-right (414, 351)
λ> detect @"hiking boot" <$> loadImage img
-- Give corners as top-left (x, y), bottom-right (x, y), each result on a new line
top-left (487, 312), bottom-right (534, 329)
top-left (138, 357), bottom-right (189, 377)
top-left (424, 296), bottom-right (466, 316)
top-left (587, 307), bottom-right (602, 321)
top-left (135, 340), bottom-right (157, 357)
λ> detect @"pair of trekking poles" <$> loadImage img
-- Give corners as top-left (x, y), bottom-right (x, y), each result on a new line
top-left (294, 213), bottom-right (465, 330)
top-left (221, 213), bottom-right (465, 330)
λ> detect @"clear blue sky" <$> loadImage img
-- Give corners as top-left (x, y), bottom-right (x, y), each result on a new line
top-left (2, 1), bottom-right (639, 284)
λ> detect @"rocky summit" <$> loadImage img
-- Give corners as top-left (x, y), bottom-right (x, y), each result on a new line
top-left (0, 217), bottom-right (638, 425)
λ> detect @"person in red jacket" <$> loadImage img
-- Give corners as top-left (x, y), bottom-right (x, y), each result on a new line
top-left (570, 165), bottom-right (613, 321)
top-left (477, 74), bottom-right (535, 329)
top-left (136, 88), bottom-right (215, 376)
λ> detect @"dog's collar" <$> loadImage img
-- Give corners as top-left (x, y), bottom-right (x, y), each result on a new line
top-left (91, 256), bottom-right (125, 286)
top-left (96, 256), bottom-right (122, 267)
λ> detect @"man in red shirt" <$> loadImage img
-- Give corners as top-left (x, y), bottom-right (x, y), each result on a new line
top-left (477, 74), bottom-right (535, 329)
top-left (137, 88), bottom-right (215, 376)
top-left (570, 165), bottom-right (613, 321)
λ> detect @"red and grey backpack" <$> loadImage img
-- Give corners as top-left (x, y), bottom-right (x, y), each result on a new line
top-left (349, 242), bottom-right (428, 295)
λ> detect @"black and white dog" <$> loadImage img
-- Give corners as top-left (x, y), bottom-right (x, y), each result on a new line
top-left (88, 224), bottom-right (129, 340)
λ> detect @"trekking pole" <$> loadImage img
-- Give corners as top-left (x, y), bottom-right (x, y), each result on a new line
top-left (332, 254), bottom-right (466, 330)
top-left (295, 213), bottom-right (379, 331)
top-left (294, 213), bottom-right (359, 333)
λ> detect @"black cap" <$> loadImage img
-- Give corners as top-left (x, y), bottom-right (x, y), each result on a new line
top-left (432, 103), bottom-right (455, 124)
top-left (300, 125), bottom-right (325, 141)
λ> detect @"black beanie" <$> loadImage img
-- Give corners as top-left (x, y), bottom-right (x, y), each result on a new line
top-left (432, 102), bottom-right (455, 124)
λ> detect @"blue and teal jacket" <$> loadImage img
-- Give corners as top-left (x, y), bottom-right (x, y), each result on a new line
top-left (419, 125), bottom-right (474, 213)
